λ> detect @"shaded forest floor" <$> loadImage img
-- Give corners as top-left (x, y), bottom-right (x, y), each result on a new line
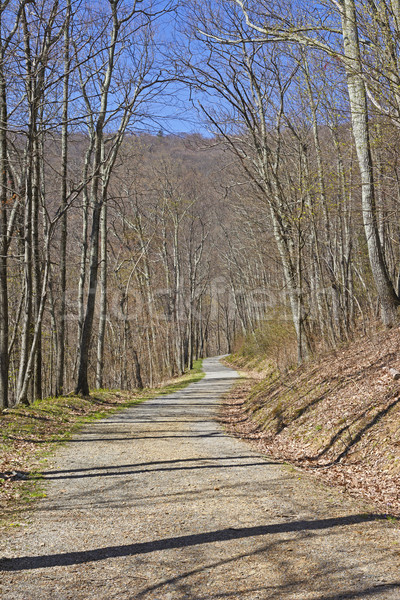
top-left (222, 327), bottom-right (400, 517)
top-left (0, 362), bottom-right (204, 527)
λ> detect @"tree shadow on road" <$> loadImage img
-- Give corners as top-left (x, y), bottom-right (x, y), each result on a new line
top-left (41, 455), bottom-right (277, 480)
top-left (131, 527), bottom-right (398, 600)
top-left (0, 513), bottom-right (386, 572)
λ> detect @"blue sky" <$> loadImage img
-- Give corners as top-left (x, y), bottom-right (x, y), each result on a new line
top-left (139, 1), bottom-right (212, 136)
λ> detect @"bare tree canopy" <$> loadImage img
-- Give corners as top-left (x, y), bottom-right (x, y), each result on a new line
top-left (1, 0), bottom-right (400, 409)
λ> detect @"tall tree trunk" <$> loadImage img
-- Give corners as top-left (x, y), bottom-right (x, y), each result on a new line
top-left (16, 150), bottom-right (33, 404)
top-left (172, 218), bottom-right (183, 374)
top-left (32, 134), bottom-right (42, 400)
top-left (56, 2), bottom-right (70, 396)
top-left (76, 156), bottom-right (91, 374)
top-left (96, 198), bottom-right (107, 388)
top-left (0, 63), bottom-right (8, 409)
top-left (303, 60), bottom-right (341, 340)
top-left (341, 0), bottom-right (400, 325)
top-left (75, 196), bottom-right (102, 395)
top-left (75, 1), bottom-right (122, 395)
top-left (132, 349), bottom-right (143, 390)
top-left (16, 239), bottom-right (51, 405)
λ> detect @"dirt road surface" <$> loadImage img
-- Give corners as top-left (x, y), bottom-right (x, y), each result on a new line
top-left (1, 357), bottom-right (399, 599)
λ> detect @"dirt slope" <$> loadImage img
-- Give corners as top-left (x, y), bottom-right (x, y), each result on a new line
top-left (223, 327), bottom-right (400, 516)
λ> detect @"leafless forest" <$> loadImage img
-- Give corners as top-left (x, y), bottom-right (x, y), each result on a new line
top-left (1, 0), bottom-right (400, 408)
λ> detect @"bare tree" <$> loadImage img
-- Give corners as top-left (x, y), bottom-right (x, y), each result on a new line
top-left (228, 0), bottom-right (400, 325)
top-left (181, 12), bottom-right (313, 359)
top-left (75, 0), bottom-right (167, 395)
top-left (0, 0), bottom-right (31, 409)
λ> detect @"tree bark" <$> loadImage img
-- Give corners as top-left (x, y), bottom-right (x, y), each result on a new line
top-left (96, 198), bottom-right (107, 389)
top-left (0, 62), bottom-right (8, 409)
top-left (76, 197), bottom-right (102, 395)
top-left (341, 0), bottom-right (399, 324)
top-left (56, 1), bottom-right (71, 396)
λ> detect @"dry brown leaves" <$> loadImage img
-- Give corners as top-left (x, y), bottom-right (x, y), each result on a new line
top-left (220, 327), bottom-right (400, 516)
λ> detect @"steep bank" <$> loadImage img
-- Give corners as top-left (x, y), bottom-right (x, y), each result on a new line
top-left (222, 327), bottom-right (400, 516)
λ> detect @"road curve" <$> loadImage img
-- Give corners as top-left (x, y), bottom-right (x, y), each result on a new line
top-left (1, 357), bottom-right (399, 599)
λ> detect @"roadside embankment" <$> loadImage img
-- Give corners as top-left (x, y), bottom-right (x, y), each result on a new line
top-left (222, 329), bottom-right (400, 516)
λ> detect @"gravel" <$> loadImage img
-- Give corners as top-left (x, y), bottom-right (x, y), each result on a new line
top-left (1, 357), bottom-right (399, 599)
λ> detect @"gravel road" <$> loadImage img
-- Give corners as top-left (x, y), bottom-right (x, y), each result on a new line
top-left (1, 357), bottom-right (400, 599)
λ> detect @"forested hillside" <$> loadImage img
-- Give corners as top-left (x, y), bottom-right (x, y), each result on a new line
top-left (1, 0), bottom-right (400, 411)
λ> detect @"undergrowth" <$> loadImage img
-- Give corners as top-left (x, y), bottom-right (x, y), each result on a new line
top-left (228, 317), bottom-right (297, 373)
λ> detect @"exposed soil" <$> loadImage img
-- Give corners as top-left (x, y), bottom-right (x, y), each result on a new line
top-left (1, 357), bottom-right (399, 600)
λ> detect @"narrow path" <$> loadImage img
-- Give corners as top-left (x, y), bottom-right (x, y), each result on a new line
top-left (1, 357), bottom-right (399, 599)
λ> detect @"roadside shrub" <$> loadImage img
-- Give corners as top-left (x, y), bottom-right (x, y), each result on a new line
top-left (233, 314), bottom-right (297, 372)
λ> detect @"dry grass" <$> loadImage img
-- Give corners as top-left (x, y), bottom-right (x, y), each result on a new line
top-left (231, 317), bottom-right (298, 373)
